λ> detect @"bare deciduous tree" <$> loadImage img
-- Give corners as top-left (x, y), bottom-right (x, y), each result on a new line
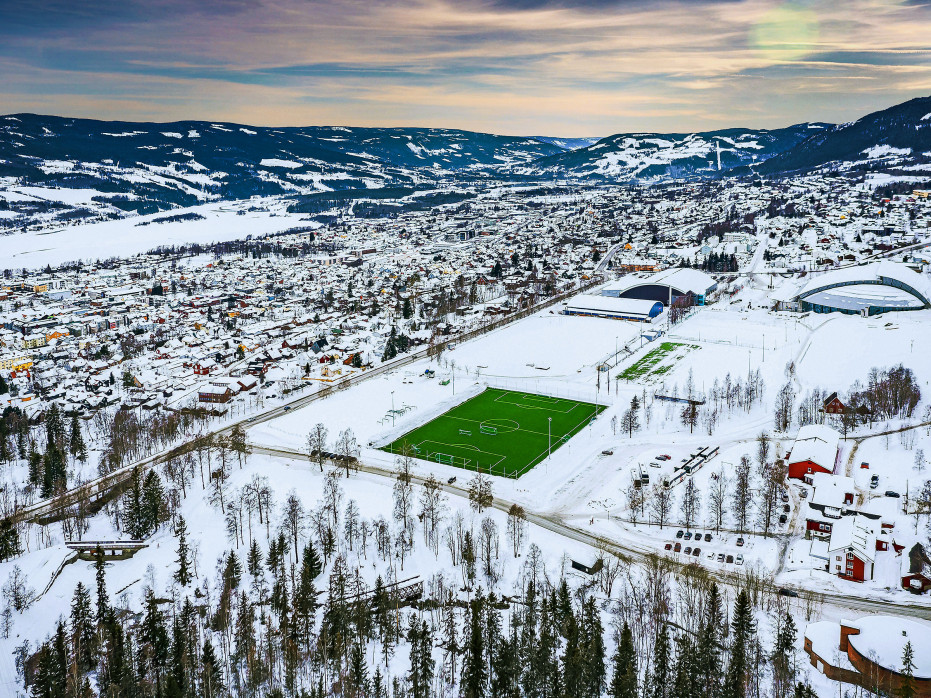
top-left (649, 483), bottom-right (673, 530)
top-left (306, 423), bottom-right (328, 472)
top-left (506, 503), bottom-right (527, 557)
top-left (709, 468), bottom-right (729, 532)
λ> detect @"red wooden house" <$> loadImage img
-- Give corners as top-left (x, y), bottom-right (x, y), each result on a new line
top-left (823, 392), bottom-right (846, 415)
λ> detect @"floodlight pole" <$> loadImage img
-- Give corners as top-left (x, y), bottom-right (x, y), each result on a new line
top-left (391, 390), bottom-right (395, 427)
top-left (548, 417), bottom-right (552, 462)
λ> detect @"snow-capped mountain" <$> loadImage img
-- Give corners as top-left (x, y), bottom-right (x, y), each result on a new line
top-left (522, 124), bottom-right (829, 181)
top-left (2, 95), bottom-right (930, 233)
top-left (0, 115), bottom-right (575, 216)
top-left (755, 95), bottom-right (931, 175)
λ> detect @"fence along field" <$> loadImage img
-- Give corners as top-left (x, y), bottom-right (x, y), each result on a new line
top-left (380, 388), bottom-right (606, 478)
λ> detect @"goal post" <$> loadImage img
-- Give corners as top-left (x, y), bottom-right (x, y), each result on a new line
top-left (434, 453), bottom-right (454, 465)
top-left (480, 425), bottom-right (497, 435)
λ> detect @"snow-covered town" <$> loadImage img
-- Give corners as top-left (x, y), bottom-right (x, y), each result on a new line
top-left (2, 151), bottom-right (931, 698)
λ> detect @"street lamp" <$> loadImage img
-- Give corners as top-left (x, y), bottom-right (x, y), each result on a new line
top-left (548, 417), bottom-right (552, 461)
top-left (391, 390), bottom-right (395, 427)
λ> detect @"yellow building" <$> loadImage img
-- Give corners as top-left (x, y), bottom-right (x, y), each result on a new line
top-left (0, 354), bottom-right (33, 372)
top-left (22, 334), bottom-right (47, 349)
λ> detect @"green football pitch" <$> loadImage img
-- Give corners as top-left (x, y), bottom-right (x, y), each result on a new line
top-left (380, 388), bottom-right (606, 478)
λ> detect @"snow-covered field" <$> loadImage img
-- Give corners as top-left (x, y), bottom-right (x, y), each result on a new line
top-left (0, 198), bottom-right (311, 267)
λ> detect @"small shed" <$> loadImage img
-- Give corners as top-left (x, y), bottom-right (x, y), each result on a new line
top-left (570, 556), bottom-right (604, 575)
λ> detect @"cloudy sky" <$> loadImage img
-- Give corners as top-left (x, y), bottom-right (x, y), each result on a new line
top-left (1, 0), bottom-right (930, 135)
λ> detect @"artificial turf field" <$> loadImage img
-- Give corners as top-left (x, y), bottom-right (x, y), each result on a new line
top-left (380, 388), bottom-right (606, 478)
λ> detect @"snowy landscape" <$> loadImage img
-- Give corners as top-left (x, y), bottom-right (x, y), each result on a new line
top-left (2, 91), bottom-right (931, 698)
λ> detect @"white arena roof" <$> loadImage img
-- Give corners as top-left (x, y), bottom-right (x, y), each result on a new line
top-left (795, 261), bottom-right (931, 307)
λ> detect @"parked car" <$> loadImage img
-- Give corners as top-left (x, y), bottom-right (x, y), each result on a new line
top-left (657, 454), bottom-right (671, 461)
top-left (707, 552), bottom-right (716, 560)
top-left (601, 449), bottom-right (614, 456)
top-left (735, 554), bottom-right (744, 566)
top-left (684, 532), bottom-right (692, 540)
top-left (674, 542), bottom-right (681, 552)
top-left (684, 547), bottom-right (692, 555)
top-left (447, 476), bottom-right (457, 485)
top-left (779, 514), bottom-right (788, 524)
top-left (799, 488), bottom-right (808, 499)
top-left (283, 405), bottom-right (291, 411)
top-left (783, 504), bottom-right (790, 513)
top-left (736, 537), bottom-right (745, 547)
top-left (778, 588), bottom-right (799, 598)
top-left (716, 553), bottom-right (725, 562)
top-left (676, 530), bottom-right (684, 539)
top-left (664, 543), bottom-right (673, 551)
top-left (781, 492), bottom-right (789, 503)
top-left (870, 475), bottom-right (880, 490)
top-left (692, 548), bottom-right (701, 556)
top-left (886, 491), bottom-right (901, 498)
top-left (704, 533), bottom-right (712, 542)
top-left (726, 555), bottom-right (734, 564)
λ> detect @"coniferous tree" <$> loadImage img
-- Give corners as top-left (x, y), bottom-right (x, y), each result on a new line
top-left (580, 597), bottom-right (605, 698)
top-left (461, 592), bottom-right (487, 698)
top-left (610, 622), bottom-right (638, 698)
top-left (141, 470), bottom-right (167, 534)
top-left (41, 443), bottom-right (67, 497)
top-left (93, 547), bottom-right (108, 627)
top-left (293, 544), bottom-right (319, 648)
top-left (45, 403), bottom-right (65, 450)
top-left (201, 636), bottom-right (223, 698)
top-left (695, 583), bottom-right (724, 698)
top-left (491, 627), bottom-right (520, 698)
top-left (649, 623), bottom-right (672, 698)
top-left (68, 412), bottom-right (87, 463)
top-left (173, 516), bottom-right (191, 587)
top-left (723, 590), bottom-right (755, 698)
top-left (0, 517), bottom-right (22, 562)
top-left (32, 622), bottom-right (68, 698)
top-left (70, 582), bottom-right (96, 673)
top-left (772, 611), bottom-right (797, 695)
top-left (899, 641), bottom-right (916, 698)
top-left (139, 588), bottom-right (170, 695)
top-left (407, 617), bottom-right (434, 698)
top-left (123, 467), bottom-right (146, 539)
top-left (672, 633), bottom-right (698, 698)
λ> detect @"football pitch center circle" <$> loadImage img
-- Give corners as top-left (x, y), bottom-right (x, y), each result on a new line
top-left (480, 418), bottom-right (519, 434)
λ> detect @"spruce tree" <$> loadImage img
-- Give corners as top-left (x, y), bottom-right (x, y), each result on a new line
top-left (293, 544), bottom-right (319, 647)
top-left (123, 467), bottom-right (145, 539)
top-left (723, 590), bottom-right (755, 698)
top-left (899, 641), bottom-right (916, 698)
top-left (94, 547), bottom-right (108, 626)
top-left (461, 593), bottom-right (487, 698)
top-left (610, 622), bottom-right (638, 698)
top-left (141, 470), bottom-right (166, 534)
top-left (41, 443), bottom-right (66, 497)
top-left (173, 516), bottom-right (191, 587)
top-left (68, 413), bottom-right (87, 463)
top-left (201, 636), bottom-right (223, 698)
top-left (0, 517), bottom-right (22, 562)
top-left (649, 623), bottom-right (672, 698)
top-left (581, 597), bottom-right (605, 698)
top-left (695, 584), bottom-right (724, 698)
top-left (407, 617), bottom-right (434, 698)
top-left (70, 582), bottom-right (96, 673)
top-left (139, 588), bottom-right (170, 694)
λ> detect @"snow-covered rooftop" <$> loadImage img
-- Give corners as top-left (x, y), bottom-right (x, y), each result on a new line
top-left (845, 616), bottom-right (931, 678)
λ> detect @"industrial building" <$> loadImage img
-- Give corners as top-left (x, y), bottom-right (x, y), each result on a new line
top-left (563, 296), bottom-right (664, 322)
